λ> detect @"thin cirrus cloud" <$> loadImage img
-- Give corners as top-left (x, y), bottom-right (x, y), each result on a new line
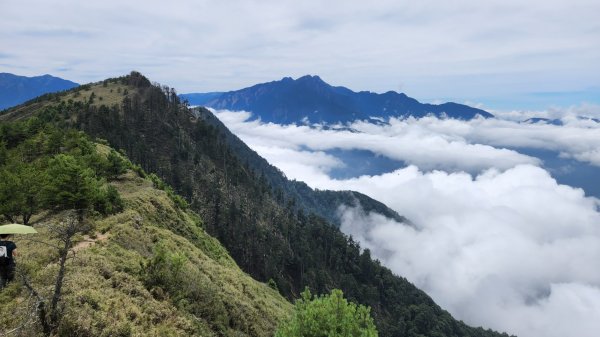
top-left (212, 108), bottom-right (600, 337)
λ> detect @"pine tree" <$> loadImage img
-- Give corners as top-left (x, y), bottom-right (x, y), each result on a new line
top-left (0, 162), bottom-right (43, 225)
top-left (41, 154), bottom-right (103, 213)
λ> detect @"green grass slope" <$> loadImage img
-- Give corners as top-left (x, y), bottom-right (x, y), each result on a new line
top-left (0, 153), bottom-right (291, 336)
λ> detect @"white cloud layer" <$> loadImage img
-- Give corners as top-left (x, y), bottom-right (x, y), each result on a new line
top-left (490, 103), bottom-right (600, 121)
top-left (213, 108), bottom-right (600, 170)
top-left (212, 110), bottom-right (538, 173)
top-left (335, 165), bottom-right (600, 337)
top-left (212, 109), bottom-right (600, 337)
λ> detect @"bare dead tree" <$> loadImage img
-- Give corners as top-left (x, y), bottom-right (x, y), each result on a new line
top-left (20, 272), bottom-right (51, 336)
top-left (48, 213), bottom-right (91, 327)
top-left (15, 211), bottom-right (91, 336)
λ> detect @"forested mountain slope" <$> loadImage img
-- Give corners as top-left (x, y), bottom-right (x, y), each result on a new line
top-left (1, 72), bottom-right (512, 337)
top-left (192, 107), bottom-right (407, 226)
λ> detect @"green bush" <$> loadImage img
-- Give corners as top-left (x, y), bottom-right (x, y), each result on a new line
top-left (276, 288), bottom-right (378, 337)
top-left (143, 242), bottom-right (229, 334)
top-left (147, 173), bottom-right (188, 210)
top-left (95, 184), bottom-right (124, 215)
top-left (106, 149), bottom-right (129, 179)
top-left (131, 163), bottom-right (146, 178)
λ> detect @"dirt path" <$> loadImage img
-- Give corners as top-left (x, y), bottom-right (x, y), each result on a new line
top-left (72, 232), bottom-right (110, 252)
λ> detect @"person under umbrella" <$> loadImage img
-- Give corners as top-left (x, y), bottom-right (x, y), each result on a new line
top-left (0, 233), bottom-right (17, 288)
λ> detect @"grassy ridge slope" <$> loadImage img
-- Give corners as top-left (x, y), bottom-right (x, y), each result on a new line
top-left (0, 143), bottom-right (291, 336)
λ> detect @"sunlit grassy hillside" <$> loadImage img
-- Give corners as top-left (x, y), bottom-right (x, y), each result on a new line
top-left (0, 146), bottom-right (291, 336)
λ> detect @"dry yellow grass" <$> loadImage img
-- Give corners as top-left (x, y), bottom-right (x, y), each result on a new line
top-left (61, 81), bottom-right (131, 108)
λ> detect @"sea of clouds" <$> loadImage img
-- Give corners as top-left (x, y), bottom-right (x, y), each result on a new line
top-left (212, 107), bottom-right (600, 337)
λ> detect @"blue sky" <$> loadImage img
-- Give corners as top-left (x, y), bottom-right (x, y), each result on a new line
top-left (1, 0), bottom-right (598, 110)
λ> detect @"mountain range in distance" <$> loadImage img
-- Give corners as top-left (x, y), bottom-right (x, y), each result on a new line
top-left (180, 75), bottom-right (494, 124)
top-left (0, 72), bottom-right (494, 123)
top-left (0, 73), bottom-right (79, 110)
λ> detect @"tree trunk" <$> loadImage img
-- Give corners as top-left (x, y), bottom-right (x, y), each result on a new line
top-left (22, 275), bottom-right (51, 336)
top-left (22, 213), bottom-right (31, 226)
top-left (49, 236), bottom-right (71, 327)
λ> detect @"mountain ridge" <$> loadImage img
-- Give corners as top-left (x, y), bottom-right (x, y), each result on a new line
top-left (0, 72), bottom-right (79, 110)
top-left (181, 75), bottom-right (494, 124)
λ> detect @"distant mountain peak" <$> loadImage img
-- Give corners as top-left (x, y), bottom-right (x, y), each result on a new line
top-left (0, 72), bottom-right (79, 110)
top-left (277, 75), bottom-right (329, 89)
top-left (297, 74), bottom-right (323, 81)
top-left (180, 75), bottom-right (494, 124)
